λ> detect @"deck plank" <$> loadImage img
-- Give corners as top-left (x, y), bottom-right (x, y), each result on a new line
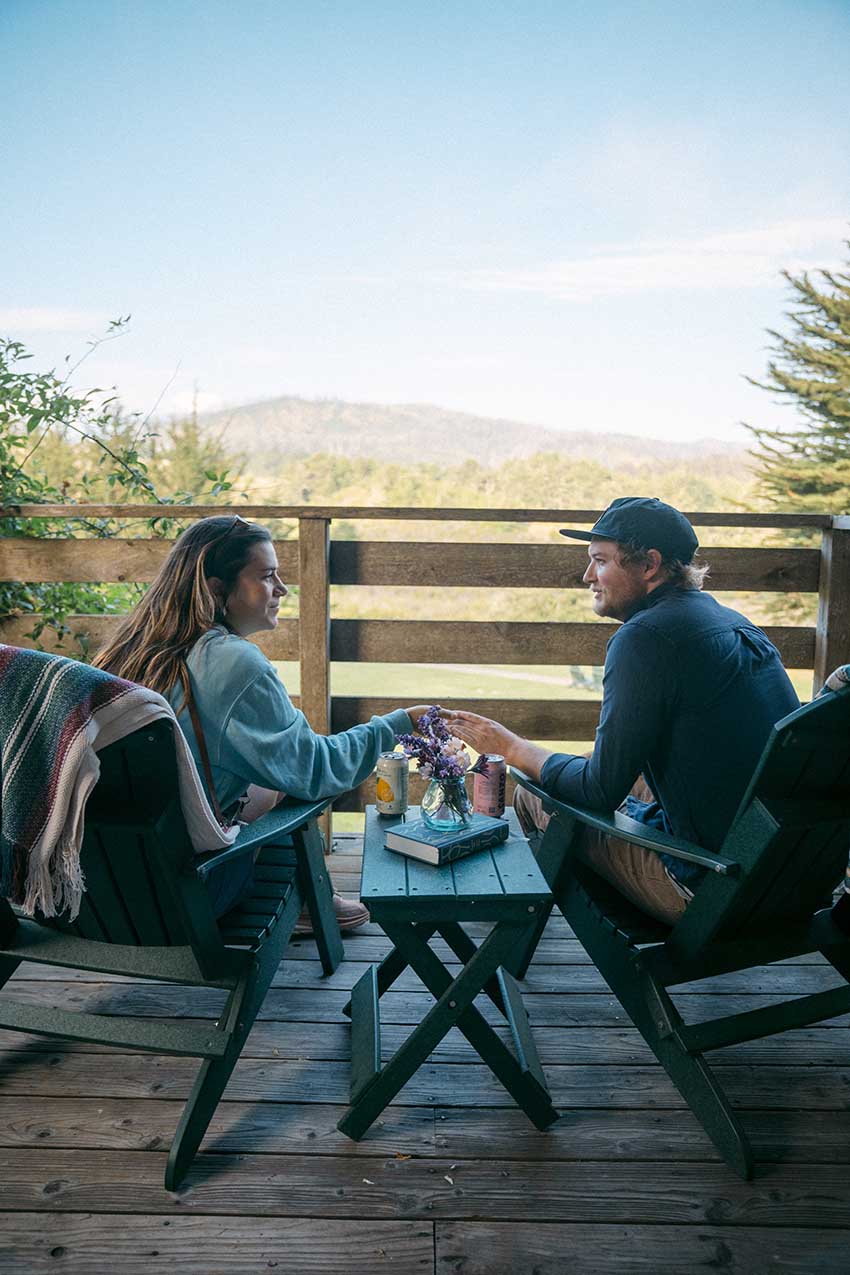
top-left (2, 1097), bottom-right (850, 1165)
top-left (7, 975), bottom-right (848, 1027)
top-left (4, 1010), bottom-right (850, 1066)
top-left (2, 1149), bottom-right (850, 1225)
top-left (1, 1051), bottom-right (849, 1109)
top-left (0, 1214), bottom-right (433, 1274)
top-left (435, 1222), bottom-right (850, 1274)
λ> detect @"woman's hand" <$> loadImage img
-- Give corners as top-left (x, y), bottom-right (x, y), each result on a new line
top-left (404, 705), bottom-right (435, 728)
top-left (442, 709), bottom-right (552, 782)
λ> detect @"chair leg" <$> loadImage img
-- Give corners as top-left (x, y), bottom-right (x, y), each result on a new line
top-left (0, 899), bottom-right (19, 948)
top-left (649, 1017), bottom-right (755, 1180)
top-left (819, 942), bottom-right (850, 982)
top-left (0, 902), bottom-right (22, 990)
top-left (508, 812), bottom-right (579, 981)
top-left (562, 878), bottom-right (755, 1179)
top-left (294, 818), bottom-right (343, 976)
top-left (166, 1051), bottom-right (240, 1191)
top-left (166, 932), bottom-right (286, 1190)
top-left (0, 954), bottom-right (22, 992)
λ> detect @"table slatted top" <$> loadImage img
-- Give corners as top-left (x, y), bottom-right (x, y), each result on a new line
top-left (360, 805), bottom-right (552, 921)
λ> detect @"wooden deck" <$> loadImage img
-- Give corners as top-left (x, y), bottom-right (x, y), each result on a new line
top-left (1, 839), bottom-right (849, 1273)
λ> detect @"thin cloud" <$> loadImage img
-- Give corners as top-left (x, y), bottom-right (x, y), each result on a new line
top-left (438, 217), bottom-right (849, 301)
top-left (0, 307), bottom-right (109, 333)
top-left (167, 389), bottom-right (226, 415)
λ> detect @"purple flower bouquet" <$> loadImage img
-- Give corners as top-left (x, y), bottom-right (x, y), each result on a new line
top-left (396, 705), bottom-right (473, 827)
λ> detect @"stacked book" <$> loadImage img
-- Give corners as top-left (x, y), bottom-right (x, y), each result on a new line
top-left (382, 813), bottom-right (510, 865)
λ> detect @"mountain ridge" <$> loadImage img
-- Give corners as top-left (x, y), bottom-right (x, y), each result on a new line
top-left (200, 393), bottom-right (747, 470)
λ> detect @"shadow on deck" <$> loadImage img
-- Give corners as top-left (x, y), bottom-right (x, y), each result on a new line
top-left (1, 838), bottom-right (848, 1273)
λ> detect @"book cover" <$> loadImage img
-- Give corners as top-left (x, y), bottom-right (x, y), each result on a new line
top-left (383, 814), bottom-right (510, 865)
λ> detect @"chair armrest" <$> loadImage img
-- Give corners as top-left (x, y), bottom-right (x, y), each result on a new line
top-left (510, 769), bottom-right (740, 878)
top-left (193, 796), bottom-right (331, 876)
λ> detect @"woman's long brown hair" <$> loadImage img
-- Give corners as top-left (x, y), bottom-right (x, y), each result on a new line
top-left (93, 516), bottom-right (272, 698)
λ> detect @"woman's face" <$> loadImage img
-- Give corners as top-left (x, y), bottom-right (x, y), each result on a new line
top-left (221, 540), bottom-right (287, 637)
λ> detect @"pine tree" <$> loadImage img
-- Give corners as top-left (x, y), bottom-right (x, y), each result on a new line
top-left (746, 247), bottom-right (850, 513)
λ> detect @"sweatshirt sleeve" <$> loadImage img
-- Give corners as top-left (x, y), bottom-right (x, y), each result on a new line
top-left (218, 664), bottom-right (412, 800)
top-left (539, 621), bottom-right (674, 810)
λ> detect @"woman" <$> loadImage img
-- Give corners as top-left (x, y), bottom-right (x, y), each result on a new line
top-left (94, 515), bottom-right (429, 927)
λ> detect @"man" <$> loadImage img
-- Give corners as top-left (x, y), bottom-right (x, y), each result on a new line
top-left (446, 497), bottom-right (800, 924)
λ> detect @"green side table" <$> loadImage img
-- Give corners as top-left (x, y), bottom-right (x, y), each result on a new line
top-left (337, 805), bottom-right (557, 1139)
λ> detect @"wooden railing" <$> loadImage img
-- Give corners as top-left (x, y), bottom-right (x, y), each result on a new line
top-left (2, 504), bottom-right (849, 813)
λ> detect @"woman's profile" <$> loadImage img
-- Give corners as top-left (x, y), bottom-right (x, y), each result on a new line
top-left (94, 515), bottom-right (428, 927)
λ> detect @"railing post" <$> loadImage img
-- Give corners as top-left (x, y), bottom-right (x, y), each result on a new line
top-left (813, 517), bottom-right (850, 694)
top-left (298, 515), bottom-right (332, 848)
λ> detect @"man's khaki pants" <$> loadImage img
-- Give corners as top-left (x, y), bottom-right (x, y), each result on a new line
top-left (513, 775), bottom-right (689, 926)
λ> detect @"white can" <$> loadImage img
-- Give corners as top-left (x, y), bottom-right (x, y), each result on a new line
top-left (375, 751), bottom-right (409, 815)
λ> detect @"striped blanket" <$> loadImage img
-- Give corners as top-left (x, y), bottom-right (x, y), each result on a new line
top-left (822, 665), bottom-right (850, 695)
top-left (0, 645), bottom-right (237, 919)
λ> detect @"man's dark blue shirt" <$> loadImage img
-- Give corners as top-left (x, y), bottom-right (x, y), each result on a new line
top-left (540, 583), bottom-right (800, 891)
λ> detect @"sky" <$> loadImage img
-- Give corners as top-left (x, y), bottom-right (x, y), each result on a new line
top-left (2, 0), bottom-right (849, 446)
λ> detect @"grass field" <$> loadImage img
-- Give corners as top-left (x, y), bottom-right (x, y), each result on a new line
top-left (274, 661), bottom-right (601, 701)
top-left (273, 660), bottom-right (814, 709)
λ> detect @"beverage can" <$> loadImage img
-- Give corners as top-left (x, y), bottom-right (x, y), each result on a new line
top-left (473, 754), bottom-right (506, 817)
top-left (375, 751), bottom-right (409, 815)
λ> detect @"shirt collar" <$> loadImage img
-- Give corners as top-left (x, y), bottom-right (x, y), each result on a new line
top-left (622, 580), bottom-right (679, 623)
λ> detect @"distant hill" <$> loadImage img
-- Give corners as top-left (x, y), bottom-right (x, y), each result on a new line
top-left (200, 394), bottom-right (746, 472)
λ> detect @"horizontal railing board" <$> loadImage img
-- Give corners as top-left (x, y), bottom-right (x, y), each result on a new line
top-left (0, 538), bottom-right (299, 584)
top-left (330, 619), bottom-right (613, 664)
top-left (330, 619), bottom-right (816, 668)
top-left (329, 542), bottom-right (821, 592)
top-left (332, 696), bottom-right (601, 737)
top-left (0, 538), bottom-right (821, 592)
top-left (0, 617), bottom-right (300, 661)
top-left (0, 614), bottom-right (814, 670)
top-left (0, 503), bottom-right (835, 527)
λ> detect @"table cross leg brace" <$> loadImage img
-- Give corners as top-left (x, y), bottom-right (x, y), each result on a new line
top-left (341, 921), bottom-right (505, 1019)
top-left (341, 928), bottom-right (437, 1020)
top-left (338, 917), bottom-right (557, 1139)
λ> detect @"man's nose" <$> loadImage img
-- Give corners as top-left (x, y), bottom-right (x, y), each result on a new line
top-left (583, 562), bottom-right (595, 584)
top-left (275, 578), bottom-right (288, 596)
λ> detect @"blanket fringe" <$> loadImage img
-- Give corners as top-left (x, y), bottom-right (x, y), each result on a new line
top-left (21, 829), bottom-right (86, 921)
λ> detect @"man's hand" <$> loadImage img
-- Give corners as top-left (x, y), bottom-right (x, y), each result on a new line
top-left (441, 709), bottom-right (516, 755)
top-left (441, 709), bottom-right (552, 782)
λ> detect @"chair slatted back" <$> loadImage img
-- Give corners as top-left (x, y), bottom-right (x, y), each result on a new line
top-left (48, 720), bottom-right (221, 956)
top-left (689, 690), bottom-right (850, 943)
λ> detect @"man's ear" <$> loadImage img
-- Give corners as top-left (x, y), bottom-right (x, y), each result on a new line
top-left (644, 549), bottom-right (664, 581)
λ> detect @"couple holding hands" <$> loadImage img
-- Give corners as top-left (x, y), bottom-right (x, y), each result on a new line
top-left (95, 499), bottom-right (799, 932)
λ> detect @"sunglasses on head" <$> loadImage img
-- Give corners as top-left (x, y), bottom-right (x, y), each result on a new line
top-left (205, 515), bottom-right (250, 573)
top-left (216, 514), bottom-right (249, 546)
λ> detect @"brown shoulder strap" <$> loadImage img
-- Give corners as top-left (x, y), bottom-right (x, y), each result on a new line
top-left (180, 671), bottom-right (227, 828)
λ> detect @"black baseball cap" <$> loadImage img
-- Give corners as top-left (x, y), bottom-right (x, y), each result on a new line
top-left (559, 497), bottom-right (698, 563)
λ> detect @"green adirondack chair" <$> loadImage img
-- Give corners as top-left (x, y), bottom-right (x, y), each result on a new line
top-left (510, 686), bottom-right (850, 1177)
top-left (0, 717), bottom-right (343, 1188)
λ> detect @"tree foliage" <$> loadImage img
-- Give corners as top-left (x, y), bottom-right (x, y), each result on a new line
top-left (746, 248), bottom-right (850, 513)
top-left (0, 326), bottom-right (237, 653)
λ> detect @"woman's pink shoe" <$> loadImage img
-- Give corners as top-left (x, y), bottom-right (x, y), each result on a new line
top-left (294, 892), bottom-right (369, 936)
